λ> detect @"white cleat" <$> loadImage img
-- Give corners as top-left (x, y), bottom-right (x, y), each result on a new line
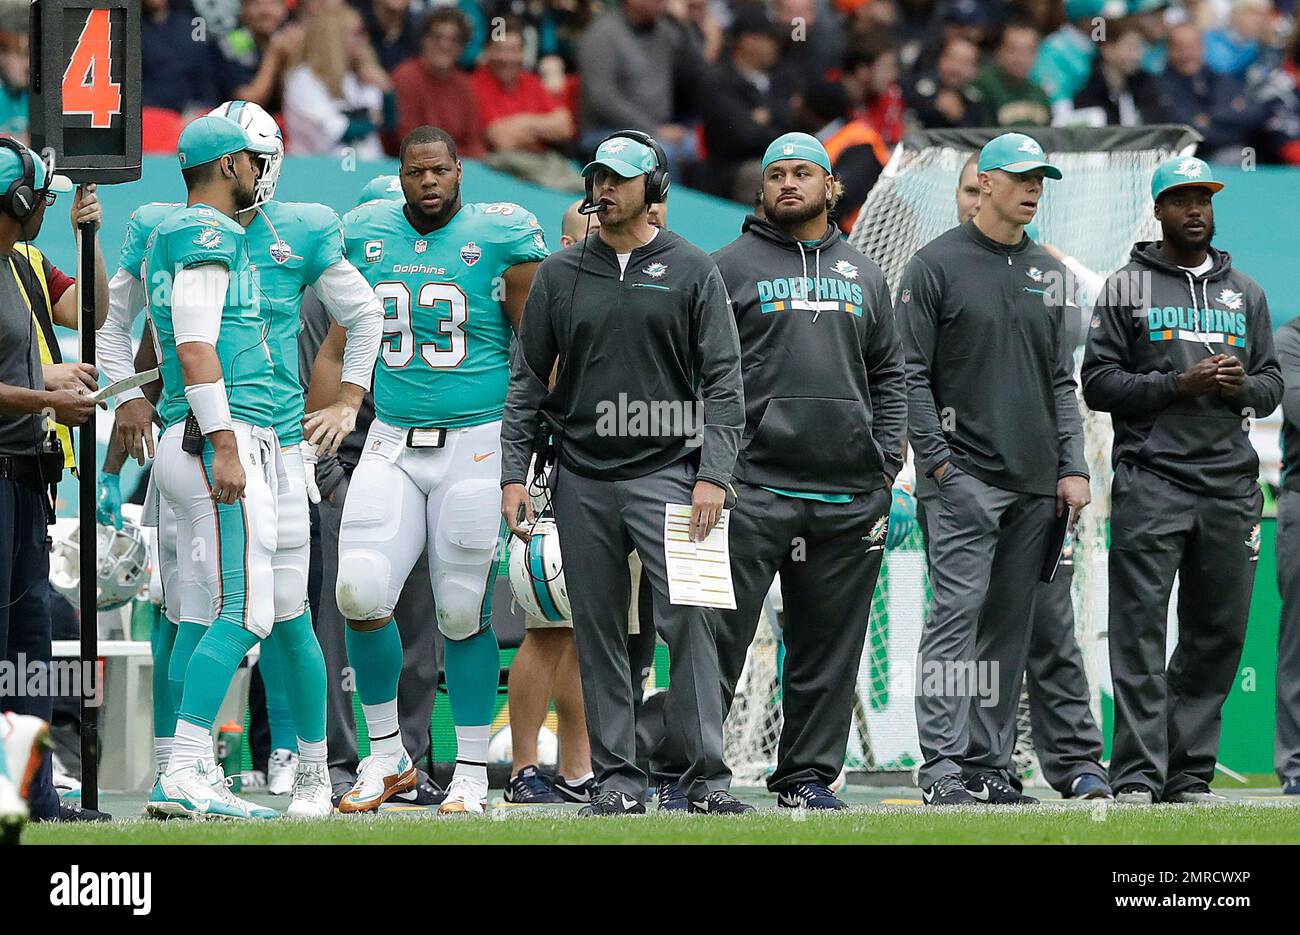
top-left (438, 773), bottom-right (488, 816)
top-left (0, 774), bottom-right (25, 844)
top-left (337, 749), bottom-right (416, 814)
top-left (147, 761), bottom-right (276, 820)
top-left (267, 748), bottom-right (299, 796)
top-left (0, 712), bottom-right (51, 803)
top-left (286, 761), bottom-right (333, 818)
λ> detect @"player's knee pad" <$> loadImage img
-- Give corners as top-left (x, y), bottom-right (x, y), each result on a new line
top-left (336, 549), bottom-right (395, 622)
top-left (433, 479), bottom-right (504, 640)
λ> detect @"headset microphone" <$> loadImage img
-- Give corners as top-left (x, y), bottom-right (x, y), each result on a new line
top-left (577, 201), bottom-right (608, 215)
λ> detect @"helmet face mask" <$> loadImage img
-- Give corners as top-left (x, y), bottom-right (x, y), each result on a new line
top-left (209, 100), bottom-right (284, 210)
top-left (50, 520), bottom-right (150, 612)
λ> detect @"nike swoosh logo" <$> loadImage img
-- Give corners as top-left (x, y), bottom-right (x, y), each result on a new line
top-left (473, 452), bottom-right (495, 462)
top-left (922, 787), bottom-right (936, 803)
top-left (968, 784), bottom-right (991, 801)
top-left (619, 794), bottom-right (638, 810)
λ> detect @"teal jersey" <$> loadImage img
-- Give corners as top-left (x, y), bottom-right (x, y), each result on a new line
top-left (246, 200), bottom-right (344, 445)
top-left (119, 202), bottom-right (185, 279)
top-left (342, 200), bottom-right (548, 428)
top-left (144, 204), bottom-right (275, 430)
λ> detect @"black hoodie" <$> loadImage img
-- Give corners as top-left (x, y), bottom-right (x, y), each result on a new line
top-left (711, 216), bottom-right (907, 494)
top-left (1082, 242), bottom-right (1282, 498)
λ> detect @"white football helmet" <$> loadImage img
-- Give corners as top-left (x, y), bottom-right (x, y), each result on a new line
top-left (507, 519), bottom-right (570, 623)
top-left (209, 100), bottom-right (283, 210)
top-left (50, 520), bottom-right (150, 612)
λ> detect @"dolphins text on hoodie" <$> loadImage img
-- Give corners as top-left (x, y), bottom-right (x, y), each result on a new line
top-left (1081, 242), bottom-right (1283, 498)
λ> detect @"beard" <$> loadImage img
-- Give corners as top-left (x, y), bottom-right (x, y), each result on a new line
top-left (234, 176), bottom-right (258, 212)
top-left (408, 178), bottom-right (461, 226)
top-left (1164, 218), bottom-right (1215, 253)
top-left (763, 191), bottom-right (827, 227)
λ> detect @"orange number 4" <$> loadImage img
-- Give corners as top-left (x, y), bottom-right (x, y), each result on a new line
top-left (62, 9), bottom-right (121, 129)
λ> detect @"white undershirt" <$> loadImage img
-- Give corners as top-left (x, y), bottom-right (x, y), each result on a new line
top-left (615, 227), bottom-right (659, 275)
top-left (1180, 256), bottom-right (1213, 276)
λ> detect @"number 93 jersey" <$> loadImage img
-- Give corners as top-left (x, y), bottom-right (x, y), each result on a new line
top-left (342, 200), bottom-right (548, 428)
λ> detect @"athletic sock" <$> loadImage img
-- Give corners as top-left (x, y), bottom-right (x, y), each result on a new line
top-left (564, 770), bottom-right (594, 786)
top-left (167, 719), bottom-right (215, 776)
top-left (361, 701), bottom-right (402, 757)
top-left (444, 627), bottom-right (499, 782)
top-left (257, 628), bottom-right (298, 753)
top-left (167, 621), bottom-right (205, 714)
top-left (297, 738), bottom-right (327, 767)
top-left (173, 619), bottom-right (260, 742)
top-left (265, 609), bottom-right (326, 748)
top-left (153, 737), bottom-right (173, 774)
top-left (151, 616), bottom-right (179, 741)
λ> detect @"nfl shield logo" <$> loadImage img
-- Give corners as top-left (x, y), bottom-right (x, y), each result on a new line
top-left (901, 289), bottom-right (911, 303)
top-left (414, 239), bottom-right (428, 254)
top-left (460, 242), bottom-right (482, 266)
top-left (269, 240), bottom-right (292, 264)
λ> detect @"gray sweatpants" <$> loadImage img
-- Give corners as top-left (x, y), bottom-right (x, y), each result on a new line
top-left (316, 472), bottom-right (442, 786)
top-left (915, 465), bottom-right (1054, 788)
top-left (1276, 489), bottom-right (1300, 782)
top-left (1108, 461), bottom-right (1261, 797)
top-left (653, 482), bottom-right (892, 791)
top-left (551, 458), bottom-right (728, 802)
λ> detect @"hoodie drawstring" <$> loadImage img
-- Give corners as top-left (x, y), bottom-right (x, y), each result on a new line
top-left (812, 247), bottom-right (824, 323)
top-left (1185, 270), bottom-right (1218, 354)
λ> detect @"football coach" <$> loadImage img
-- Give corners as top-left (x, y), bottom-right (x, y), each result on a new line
top-left (500, 131), bottom-right (747, 816)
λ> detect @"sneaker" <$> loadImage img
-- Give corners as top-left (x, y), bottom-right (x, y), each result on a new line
top-left (689, 790), bottom-right (756, 814)
top-left (0, 713), bottom-right (50, 802)
top-left (337, 750), bottom-right (416, 814)
top-left (504, 765), bottom-right (563, 804)
top-left (1165, 784), bottom-right (1229, 805)
top-left (578, 790), bottom-right (645, 816)
top-left (1283, 777), bottom-right (1300, 795)
top-left (554, 774), bottom-right (598, 804)
top-left (267, 749), bottom-right (298, 796)
top-left (54, 801), bottom-right (112, 822)
top-left (286, 761), bottom-right (332, 818)
top-left (390, 770), bottom-right (446, 807)
top-left (1068, 773), bottom-right (1113, 800)
top-left (921, 775), bottom-right (976, 806)
top-left (147, 762), bottom-right (275, 820)
top-left (965, 772), bottom-right (1039, 805)
top-left (1115, 784), bottom-right (1155, 805)
top-left (777, 781), bottom-right (850, 811)
top-left (656, 779), bottom-right (688, 812)
top-left (438, 773), bottom-right (488, 815)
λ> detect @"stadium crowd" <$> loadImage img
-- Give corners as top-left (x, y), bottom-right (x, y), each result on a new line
top-left (1, 0), bottom-right (1299, 211)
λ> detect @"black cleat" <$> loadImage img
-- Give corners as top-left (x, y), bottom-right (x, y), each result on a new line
top-left (689, 790), bottom-right (756, 814)
top-left (777, 781), bottom-right (850, 810)
top-left (922, 775), bottom-right (976, 806)
top-left (390, 770), bottom-right (446, 807)
top-left (965, 772), bottom-right (1038, 805)
top-left (554, 774), bottom-right (598, 804)
top-left (578, 790), bottom-right (645, 816)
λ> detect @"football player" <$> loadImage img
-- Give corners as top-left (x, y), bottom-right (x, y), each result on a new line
top-left (334, 125), bottom-right (546, 815)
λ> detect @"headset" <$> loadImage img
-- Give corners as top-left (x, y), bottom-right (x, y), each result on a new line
top-left (582, 129), bottom-right (671, 211)
top-left (0, 137), bottom-right (41, 221)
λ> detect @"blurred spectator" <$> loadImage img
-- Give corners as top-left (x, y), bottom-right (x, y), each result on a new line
top-left (893, 0), bottom-right (944, 73)
top-left (700, 6), bottom-right (797, 200)
top-left (142, 0), bottom-right (216, 115)
top-left (0, 31), bottom-right (28, 140)
top-left (1151, 21), bottom-right (1262, 160)
top-left (392, 8), bottom-right (485, 155)
top-left (473, 15), bottom-right (579, 186)
top-left (1015, 0), bottom-right (1062, 36)
top-left (668, 0), bottom-right (724, 64)
top-left (1032, 0), bottom-right (1105, 104)
top-left (930, 0), bottom-right (993, 68)
top-left (1133, 0), bottom-right (1172, 73)
top-left (482, 0), bottom-right (563, 69)
top-left (795, 78), bottom-right (889, 232)
top-left (549, 0), bottom-right (599, 71)
top-left (904, 33), bottom-right (983, 127)
top-left (772, 0), bottom-right (848, 91)
top-left (972, 17), bottom-right (1052, 125)
top-left (209, 0), bottom-right (301, 109)
top-left (1205, 0), bottom-right (1275, 77)
top-left (844, 34), bottom-right (905, 145)
top-left (357, 0), bottom-right (422, 71)
top-left (1062, 20), bottom-right (1160, 124)
top-left (283, 4), bottom-right (392, 157)
top-left (576, 0), bottom-right (701, 167)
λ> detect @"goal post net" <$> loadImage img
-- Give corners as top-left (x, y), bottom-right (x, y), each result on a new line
top-left (722, 125), bottom-right (1201, 786)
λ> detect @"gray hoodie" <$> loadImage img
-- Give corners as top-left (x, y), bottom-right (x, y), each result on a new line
top-left (1082, 242), bottom-right (1282, 498)
top-left (711, 215), bottom-right (907, 494)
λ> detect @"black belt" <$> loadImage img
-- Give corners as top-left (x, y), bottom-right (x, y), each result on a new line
top-left (0, 453), bottom-right (46, 487)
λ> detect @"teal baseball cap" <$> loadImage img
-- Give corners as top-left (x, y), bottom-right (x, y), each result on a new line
top-left (761, 132), bottom-right (832, 174)
top-left (177, 114), bottom-right (278, 170)
top-left (1151, 155), bottom-right (1224, 201)
top-left (357, 174), bottom-right (404, 206)
top-left (582, 135), bottom-right (659, 179)
top-left (978, 132), bottom-right (1063, 180)
top-left (0, 139), bottom-right (73, 198)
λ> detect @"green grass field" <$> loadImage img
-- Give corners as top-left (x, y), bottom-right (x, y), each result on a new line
top-left (22, 785), bottom-right (1300, 845)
